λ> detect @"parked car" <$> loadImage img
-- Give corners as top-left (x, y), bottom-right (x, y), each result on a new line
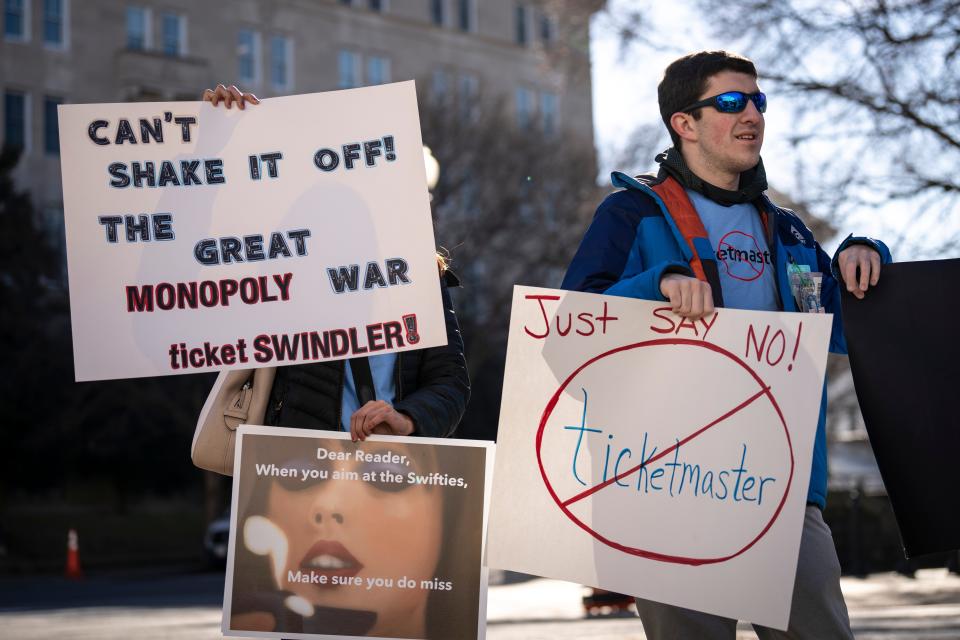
top-left (203, 509), bottom-right (230, 567)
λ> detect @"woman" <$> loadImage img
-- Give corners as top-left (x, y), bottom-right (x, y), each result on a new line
top-left (203, 84), bottom-right (474, 637)
top-left (230, 435), bottom-right (485, 638)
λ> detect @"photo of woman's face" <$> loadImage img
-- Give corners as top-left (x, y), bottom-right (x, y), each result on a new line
top-left (261, 440), bottom-right (444, 638)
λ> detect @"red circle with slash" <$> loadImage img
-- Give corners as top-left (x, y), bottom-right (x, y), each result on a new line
top-left (535, 338), bottom-right (793, 566)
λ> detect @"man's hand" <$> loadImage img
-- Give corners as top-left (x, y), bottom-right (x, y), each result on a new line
top-left (660, 273), bottom-right (714, 320)
top-left (349, 400), bottom-right (415, 442)
top-left (837, 245), bottom-right (881, 300)
top-left (201, 84), bottom-right (260, 109)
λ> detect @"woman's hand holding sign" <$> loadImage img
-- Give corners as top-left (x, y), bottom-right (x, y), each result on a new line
top-left (202, 84), bottom-right (260, 109)
top-left (350, 401), bottom-right (415, 442)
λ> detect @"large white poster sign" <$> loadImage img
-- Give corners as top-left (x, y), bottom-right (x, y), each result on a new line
top-left (224, 426), bottom-right (493, 640)
top-left (486, 286), bottom-right (833, 629)
top-left (58, 82), bottom-right (444, 382)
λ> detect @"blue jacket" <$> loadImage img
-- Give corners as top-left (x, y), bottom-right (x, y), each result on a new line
top-left (562, 171), bottom-right (892, 508)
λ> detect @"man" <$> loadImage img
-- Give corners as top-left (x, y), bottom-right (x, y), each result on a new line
top-left (561, 51), bottom-right (890, 639)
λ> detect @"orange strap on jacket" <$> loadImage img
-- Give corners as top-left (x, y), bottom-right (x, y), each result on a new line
top-left (649, 177), bottom-right (710, 282)
top-left (648, 175), bottom-right (726, 308)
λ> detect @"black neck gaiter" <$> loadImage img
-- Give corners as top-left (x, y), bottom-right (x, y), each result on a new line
top-left (655, 147), bottom-right (768, 206)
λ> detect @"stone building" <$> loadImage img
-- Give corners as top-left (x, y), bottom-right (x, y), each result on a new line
top-left (1, 0), bottom-right (600, 249)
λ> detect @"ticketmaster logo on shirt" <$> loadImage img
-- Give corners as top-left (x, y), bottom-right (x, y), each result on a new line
top-left (716, 247), bottom-right (772, 266)
top-left (716, 230), bottom-right (772, 283)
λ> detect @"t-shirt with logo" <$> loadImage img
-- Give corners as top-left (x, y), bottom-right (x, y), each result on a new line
top-left (686, 189), bottom-right (779, 312)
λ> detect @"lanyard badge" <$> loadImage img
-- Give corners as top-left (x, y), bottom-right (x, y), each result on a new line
top-left (787, 262), bottom-right (824, 313)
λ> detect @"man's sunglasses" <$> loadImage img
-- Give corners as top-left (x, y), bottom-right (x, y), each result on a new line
top-left (681, 91), bottom-right (767, 114)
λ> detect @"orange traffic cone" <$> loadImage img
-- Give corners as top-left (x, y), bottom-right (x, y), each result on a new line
top-left (65, 528), bottom-right (83, 580)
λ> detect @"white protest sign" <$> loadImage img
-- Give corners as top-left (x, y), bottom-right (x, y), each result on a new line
top-left (58, 81), bottom-right (443, 382)
top-left (486, 286), bottom-right (833, 629)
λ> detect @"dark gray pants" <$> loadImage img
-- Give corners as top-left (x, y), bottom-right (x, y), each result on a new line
top-left (635, 506), bottom-right (853, 640)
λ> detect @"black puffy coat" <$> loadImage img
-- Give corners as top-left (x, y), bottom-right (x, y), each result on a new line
top-left (264, 271), bottom-right (469, 438)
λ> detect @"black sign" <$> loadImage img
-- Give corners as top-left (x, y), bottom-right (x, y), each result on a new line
top-left (841, 258), bottom-right (960, 557)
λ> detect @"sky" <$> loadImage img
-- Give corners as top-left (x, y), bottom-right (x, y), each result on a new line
top-left (587, 1), bottom-right (958, 257)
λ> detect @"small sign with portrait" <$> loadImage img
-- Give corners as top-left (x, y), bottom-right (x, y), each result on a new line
top-left (223, 426), bottom-right (493, 640)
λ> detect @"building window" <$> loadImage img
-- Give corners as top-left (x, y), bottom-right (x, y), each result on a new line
top-left (539, 12), bottom-right (554, 44)
top-left (44, 95), bottom-right (62, 154)
top-left (42, 206), bottom-right (66, 260)
top-left (270, 36), bottom-right (293, 91)
top-left (515, 4), bottom-right (528, 46)
top-left (237, 29), bottom-right (261, 85)
top-left (366, 55), bottom-right (391, 86)
top-left (458, 72), bottom-right (478, 121)
top-left (42, 0), bottom-right (66, 48)
top-left (431, 0), bottom-right (443, 26)
top-left (338, 50), bottom-right (361, 89)
top-left (431, 69), bottom-right (449, 102)
top-left (338, 0), bottom-right (351, 5)
top-left (458, 0), bottom-right (471, 32)
top-left (4, 91), bottom-right (28, 151)
top-left (540, 91), bottom-right (557, 136)
top-left (515, 87), bottom-right (535, 130)
top-left (126, 7), bottom-right (151, 50)
top-left (368, 0), bottom-right (384, 11)
top-left (4, 0), bottom-right (30, 41)
top-left (160, 12), bottom-right (185, 57)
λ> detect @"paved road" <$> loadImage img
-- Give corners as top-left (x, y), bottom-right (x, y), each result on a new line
top-left (486, 570), bottom-right (960, 639)
top-left (1, 569), bottom-right (959, 638)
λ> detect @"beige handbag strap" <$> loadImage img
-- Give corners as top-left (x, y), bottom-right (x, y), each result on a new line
top-left (245, 367), bottom-right (276, 426)
top-left (191, 367), bottom-right (276, 465)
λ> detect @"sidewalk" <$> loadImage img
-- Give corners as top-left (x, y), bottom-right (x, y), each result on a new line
top-left (0, 567), bottom-right (958, 638)
top-left (486, 569), bottom-right (960, 639)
